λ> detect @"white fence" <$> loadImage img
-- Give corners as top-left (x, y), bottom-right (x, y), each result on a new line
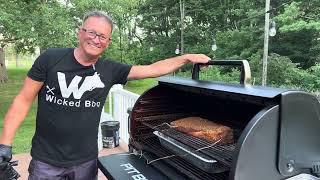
top-left (99, 84), bottom-right (139, 149)
top-left (109, 84), bottom-right (140, 144)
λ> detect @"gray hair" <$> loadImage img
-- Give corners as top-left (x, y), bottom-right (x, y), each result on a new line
top-left (82, 11), bottom-right (114, 31)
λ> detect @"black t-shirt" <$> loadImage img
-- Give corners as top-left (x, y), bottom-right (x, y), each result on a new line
top-left (27, 48), bottom-right (132, 167)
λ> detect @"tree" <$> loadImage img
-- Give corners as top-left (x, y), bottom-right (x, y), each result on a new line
top-left (0, 0), bottom-right (319, 90)
top-left (272, 1), bottom-right (320, 68)
top-left (0, 0), bottom-right (140, 82)
top-left (0, 47), bottom-right (8, 83)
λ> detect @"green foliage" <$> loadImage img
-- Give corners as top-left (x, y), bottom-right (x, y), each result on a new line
top-left (273, 1), bottom-right (320, 68)
top-left (177, 65), bottom-right (242, 84)
top-left (249, 53), bottom-right (319, 91)
top-left (276, 2), bottom-right (320, 32)
top-left (265, 53), bottom-right (298, 86)
top-left (0, 0), bottom-right (77, 52)
top-left (306, 64), bottom-right (320, 90)
top-left (215, 29), bottom-right (263, 59)
top-left (0, 0), bottom-right (319, 91)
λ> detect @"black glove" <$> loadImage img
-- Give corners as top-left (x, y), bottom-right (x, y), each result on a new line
top-left (0, 144), bottom-right (12, 163)
top-left (0, 145), bottom-right (19, 180)
top-left (0, 161), bottom-right (20, 180)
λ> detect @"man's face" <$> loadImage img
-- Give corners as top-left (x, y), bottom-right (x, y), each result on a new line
top-left (78, 16), bottom-right (112, 59)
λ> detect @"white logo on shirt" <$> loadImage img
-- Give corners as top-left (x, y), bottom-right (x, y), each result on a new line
top-left (46, 85), bottom-right (55, 95)
top-left (57, 72), bottom-right (105, 99)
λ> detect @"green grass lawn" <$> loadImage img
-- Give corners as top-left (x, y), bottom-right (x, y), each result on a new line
top-left (0, 68), bottom-right (36, 154)
top-left (0, 68), bottom-right (157, 154)
top-left (125, 78), bottom-right (157, 94)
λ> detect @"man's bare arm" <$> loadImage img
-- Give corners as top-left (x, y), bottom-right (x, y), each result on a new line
top-left (127, 54), bottom-right (210, 80)
top-left (0, 77), bottom-right (43, 145)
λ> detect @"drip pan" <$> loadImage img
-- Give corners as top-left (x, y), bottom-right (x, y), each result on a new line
top-left (153, 131), bottom-right (228, 173)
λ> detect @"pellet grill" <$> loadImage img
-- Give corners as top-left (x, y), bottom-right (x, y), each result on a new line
top-left (98, 60), bottom-right (320, 180)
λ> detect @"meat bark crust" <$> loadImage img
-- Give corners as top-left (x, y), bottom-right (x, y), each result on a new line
top-left (170, 117), bottom-right (234, 145)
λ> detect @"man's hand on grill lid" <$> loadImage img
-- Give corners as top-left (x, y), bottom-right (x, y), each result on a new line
top-left (182, 54), bottom-right (211, 64)
top-left (127, 53), bottom-right (211, 80)
top-left (182, 54), bottom-right (211, 71)
top-left (0, 144), bottom-right (12, 163)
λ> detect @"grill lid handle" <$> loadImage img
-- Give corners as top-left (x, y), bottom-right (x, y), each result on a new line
top-left (192, 60), bottom-right (251, 85)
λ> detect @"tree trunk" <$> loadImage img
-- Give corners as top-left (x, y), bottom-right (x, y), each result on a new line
top-left (0, 48), bottom-right (8, 83)
top-left (15, 53), bottom-right (19, 68)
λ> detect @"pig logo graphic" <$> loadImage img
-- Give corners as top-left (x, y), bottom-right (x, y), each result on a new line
top-left (57, 72), bottom-right (105, 99)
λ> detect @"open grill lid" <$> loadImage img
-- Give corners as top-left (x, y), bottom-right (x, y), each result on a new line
top-left (157, 76), bottom-right (289, 99)
top-left (156, 60), bottom-right (294, 99)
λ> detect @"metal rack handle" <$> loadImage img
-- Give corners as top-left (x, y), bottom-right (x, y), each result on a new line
top-left (191, 60), bottom-right (251, 85)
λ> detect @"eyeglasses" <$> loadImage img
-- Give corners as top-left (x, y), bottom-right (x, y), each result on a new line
top-left (81, 28), bottom-right (111, 43)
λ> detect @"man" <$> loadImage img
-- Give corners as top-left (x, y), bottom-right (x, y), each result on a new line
top-left (0, 11), bottom-right (210, 179)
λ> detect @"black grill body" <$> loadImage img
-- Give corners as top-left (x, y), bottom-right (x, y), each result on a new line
top-left (127, 76), bottom-right (320, 180)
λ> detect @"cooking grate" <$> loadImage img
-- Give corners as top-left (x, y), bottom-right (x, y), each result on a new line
top-left (163, 128), bottom-right (235, 165)
top-left (137, 120), bottom-right (235, 167)
top-left (141, 119), bottom-right (236, 167)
